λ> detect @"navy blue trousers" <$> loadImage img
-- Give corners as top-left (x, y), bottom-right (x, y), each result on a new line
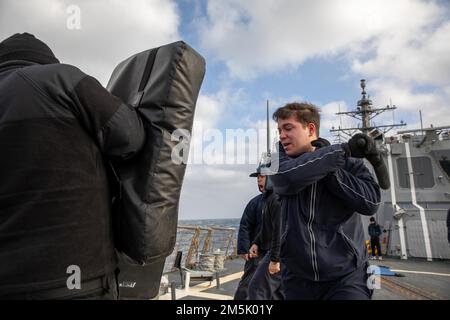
top-left (282, 263), bottom-right (372, 300)
top-left (370, 237), bottom-right (382, 257)
top-left (248, 253), bottom-right (284, 300)
top-left (233, 255), bottom-right (262, 300)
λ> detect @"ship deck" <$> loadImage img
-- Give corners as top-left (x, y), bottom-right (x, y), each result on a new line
top-left (158, 256), bottom-right (450, 300)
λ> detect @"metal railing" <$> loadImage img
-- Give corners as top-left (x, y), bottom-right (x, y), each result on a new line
top-left (163, 225), bottom-right (237, 273)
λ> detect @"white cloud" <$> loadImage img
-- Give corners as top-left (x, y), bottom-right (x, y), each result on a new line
top-left (179, 164), bottom-right (261, 220)
top-left (188, 90), bottom-right (240, 165)
top-left (352, 20), bottom-right (450, 86)
top-left (198, 0), bottom-right (447, 81)
top-left (187, 91), bottom-right (274, 166)
top-left (0, 0), bottom-right (180, 85)
top-left (192, 94), bottom-right (224, 130)
top-left (196, 0), bottom-right (449, 144)
top-left (365, 80), bottom-right (450, 130)
top-left (180, 90), bottom-right (263, 219)
top-left (180, 89), bottom-right (275, 219)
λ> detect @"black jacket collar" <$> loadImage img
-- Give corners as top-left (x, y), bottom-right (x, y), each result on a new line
top-left (0, 59), bottom-right (40, 73)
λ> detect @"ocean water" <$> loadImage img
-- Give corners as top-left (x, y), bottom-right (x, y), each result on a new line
top-left (178, 218), bottom-right (240, 229)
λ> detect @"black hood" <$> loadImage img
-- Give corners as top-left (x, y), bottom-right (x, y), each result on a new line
top-left (0, 32), bottom-right (59, 65)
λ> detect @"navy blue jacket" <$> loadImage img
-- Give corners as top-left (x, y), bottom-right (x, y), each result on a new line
top-left (253, 191), bottom-right (282, 262)
top-left (272, 143), bottom-right (381, 281)
top-left (237, 193), bottom-right (266, 254)
top-left (368, 223), bottom-right (382, 239)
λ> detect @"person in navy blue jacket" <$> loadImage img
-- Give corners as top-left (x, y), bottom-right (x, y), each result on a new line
top-left (368, 217), bottom-right (383, 260)
top-left (247, 176), bottom-right (284, 300)
top-left (271, 102), bottom-right (381, 300)
top-left (233, 167), bottom-right (268, 300)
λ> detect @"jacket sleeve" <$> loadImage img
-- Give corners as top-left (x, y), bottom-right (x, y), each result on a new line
top-left (72, 75), bottom-right (145, 161)
top-left (376, 225), bottom-right (382, 236)
top-left (237, 199), bottom-right (256, 254)
top-left (252, 229), bottom-right (262, 249)
top-left (272, 143), bottom-right (346, 195)
top-left (323, 158), bottom-right (381, 216)
top-left (269, 195), bottom-right (282, 262)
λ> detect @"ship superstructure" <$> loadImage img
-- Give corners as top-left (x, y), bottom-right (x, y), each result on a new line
top-left (332, 80), bottom-right (450, 260)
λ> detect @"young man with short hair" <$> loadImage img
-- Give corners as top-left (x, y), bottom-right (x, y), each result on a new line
top-left (271, 102), bottom-right (381, 300)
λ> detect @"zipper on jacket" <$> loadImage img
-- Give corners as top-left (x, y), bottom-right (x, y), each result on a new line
top-left (341, 230), bottom-right (359, 258)
top-left (307, 182), bottom-right (319, 281)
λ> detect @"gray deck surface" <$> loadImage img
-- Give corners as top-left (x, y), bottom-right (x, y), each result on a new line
top-left (371, 257), bottom-right (450, 300)
top-left (162, 257), bottom-right (450, 300)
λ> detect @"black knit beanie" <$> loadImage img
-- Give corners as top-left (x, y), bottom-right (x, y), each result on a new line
top-left (0, 33), bottom-right (59, 65)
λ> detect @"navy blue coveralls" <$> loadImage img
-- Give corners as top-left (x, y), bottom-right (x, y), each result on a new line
top-left (271, 142), bottom-right (381, 300)
top-left (248, 190), bottom-right (284, 300)
top-left (368, 223), bottom-right (383, 257)
top-left (234, 193), bottom-right (267, 300)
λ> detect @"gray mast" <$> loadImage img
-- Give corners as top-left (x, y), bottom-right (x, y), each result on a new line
top-left (330, 79), bottom-right (406, 138)
top-left (359, 79), bottom-right (371, 134)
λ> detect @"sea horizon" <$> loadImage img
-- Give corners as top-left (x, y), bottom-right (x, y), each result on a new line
top-left (178, 217), bottom-right (240, 229)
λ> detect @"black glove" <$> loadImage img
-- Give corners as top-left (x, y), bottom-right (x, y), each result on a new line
top-left (344, 133), bottom-right (376, 158)
top-left (343, 133), bottom-right (390, 189)
top-left (311, 137), bottom-right (331, 149)
top-left (366, 149), bottom-right (382, 167)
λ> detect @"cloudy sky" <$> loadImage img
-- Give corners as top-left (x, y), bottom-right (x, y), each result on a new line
top-left (1, 0), bottom-right (449, 220)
